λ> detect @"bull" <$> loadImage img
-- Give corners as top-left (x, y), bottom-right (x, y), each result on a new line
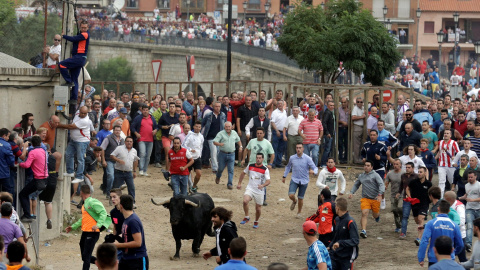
top-left (151, 193), bottom-right (215, 260)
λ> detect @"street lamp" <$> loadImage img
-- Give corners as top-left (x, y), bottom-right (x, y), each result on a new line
top-left (289, 5), bottom-right (295, 13)
top-left (186, 0), bottom-right (190, 28)
top-left (321, 2), bottom-right (325, 10)
top-left (475, 41), bottom-right (480, 86)
top-left (385, 19), bottom-right (392, 31)
top-left (437, 31), bottom-right (444, 77)
top-left (264, 2), bottom-right (270, 19)
top-left (453, 11), bottom-right (460, 65)
top-left (243, 1), bottom-right (247, 24)
top-left (383, 5), bottom-right (388, 24)
top-left (415, 7), bottom-right (421, 61)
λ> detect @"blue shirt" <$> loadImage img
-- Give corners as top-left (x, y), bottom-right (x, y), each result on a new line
top-left (428, 259), bottom-right (464, 270)
top-left (215, 259), bottom-right (257, 270)
top-left (96, 129), bottom-right (112, 146)
top-left (121, 213), bottom-right (148, 260)
top-left (430, 71), bottom-right (439, 84)
top-left (283, 153), bottom-right (318, 185)
top-left (307, 240), bottom-right (332, 270)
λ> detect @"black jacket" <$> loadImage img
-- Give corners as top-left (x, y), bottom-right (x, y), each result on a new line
top-left (398, 130), bottom-right (422, 150)
top-left (328, 212), bottom-right (359, 260)
top-left (322, 109), bottom-right (335, 137)
top-left (400, 119), bottom-right (422, 134)
top-left (210, 220), bottom-right (238, 264)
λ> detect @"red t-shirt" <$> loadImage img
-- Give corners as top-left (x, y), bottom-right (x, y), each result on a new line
top-left (139, 117), bottom-right (154, 142)
top-left (168, 148), bottom-right (190, 175)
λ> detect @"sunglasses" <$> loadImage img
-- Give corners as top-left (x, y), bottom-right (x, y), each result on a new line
top-left (54, 39), bottom-right (61, 41)
top-left (357, 101), bottom-right (363, 103)
top-left (406, 114), bottom-right (413, 116)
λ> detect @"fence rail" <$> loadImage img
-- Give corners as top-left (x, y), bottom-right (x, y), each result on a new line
top-left (89, 31), bottom-right (299, 68)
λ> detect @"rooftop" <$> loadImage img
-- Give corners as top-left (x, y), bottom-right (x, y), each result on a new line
top-left (0, 52), bottom-right (34, 69)
top-left (420, 0), bottom-right (480, 12)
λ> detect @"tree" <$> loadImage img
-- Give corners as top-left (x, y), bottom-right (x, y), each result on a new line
top-left (277, 0), bottom-right (401, 86)
top-left (0, 0), bottom-right (16, 37)
top-left (87, 57), bottom-right (135, 94)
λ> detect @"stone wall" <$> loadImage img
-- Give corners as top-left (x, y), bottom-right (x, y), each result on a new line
top-left (88, 40), bottom-right (309, 97)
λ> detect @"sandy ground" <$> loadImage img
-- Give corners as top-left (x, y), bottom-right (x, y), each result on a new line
top-left (35, 164), bottom-right (447, 270)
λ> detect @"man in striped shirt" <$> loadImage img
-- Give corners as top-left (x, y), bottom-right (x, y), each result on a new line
top-left (469, 125), bottom-right (480, 154)
top-left (298, 109), bottom-right (324, 167)
top-left (436, 129), bottom-right (460, 197)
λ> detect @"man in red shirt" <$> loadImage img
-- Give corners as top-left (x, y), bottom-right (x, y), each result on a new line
top-left (131, 105), bottom-right (158, 177)
top-left (168, 137), bottom-right (194, 196)
top-left (454, 110), bottom-right (468, 137)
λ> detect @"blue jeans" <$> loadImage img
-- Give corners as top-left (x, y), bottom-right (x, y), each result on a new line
top-left (208, 140), bottom-right (218, 171)
top-left (138, 141), bottom-right (153, 173)
top-left (113, 170), bottom-right (135, 200)
top-left (65, 141), bottom-right (89, 180)
top-left (320, 136), bottom-right (333, 167)
top-left (304, 144), bottom-right (319, 167)
top-left (466, 209), bottom-right (480, 245)
top-left (105, 161), bottom-right (115, 194)
top-left (216, 151), bottom-right (235, 186)
top-left (171, 175), bottom-right (188, 196)
top-left (272, 131), bottom-right (286, 166)
top-left (401, 201), bottom-right (412, 235)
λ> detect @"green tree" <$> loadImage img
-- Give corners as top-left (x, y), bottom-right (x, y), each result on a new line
top-left (277, 0), bottom-right (401, 86)
top-left (0, 13), bottom-right (62, 62)
top-left (87, 57), bottom-right (135, 94)
top-left (0, 0), bottom-right (16, 37)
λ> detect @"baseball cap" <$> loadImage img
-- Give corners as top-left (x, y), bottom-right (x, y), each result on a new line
top-left (119, 107), bottom-right (128, 114)
top-left (303, 220), bottom-right (317, 235)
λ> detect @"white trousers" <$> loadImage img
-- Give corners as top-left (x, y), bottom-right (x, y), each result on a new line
top-left (438, 166), bottom-right (455, 198)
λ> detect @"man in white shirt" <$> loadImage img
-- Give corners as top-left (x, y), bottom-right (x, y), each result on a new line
top-left (58, 106), bottom-right (92, 185)
top-left (270, 100), bottom-right (287, 168)
top-left (381, 103), bottom-right (396, 135)
top-left (316, 158), bottom-right (346, 202)
top-left (352, 97), bottom-right (366, 164)
top-left (47, 35), bottom-right (61, 69)
top-left (284, 106), bottom-right (304, 163)
top-left (452, 139), bottom-right (478, 166)
top-left (397, 95), bottom-right (409, 124)
top-left (182, 121), bottom-right (204, 192)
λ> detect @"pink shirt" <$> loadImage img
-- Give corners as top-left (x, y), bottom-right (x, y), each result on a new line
top-left (139, 117), bottom-right (154, 142)
top-left (298, 118), bottom-right (323, 144)
top-left (20, 148), bottom-right (48, 179)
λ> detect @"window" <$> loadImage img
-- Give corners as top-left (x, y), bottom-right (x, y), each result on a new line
top-left (127, 0), bottom-right (138, 8)
top-left (397, 0), bottom-right (410, 18)
top-left (248, 0), bottom-right (260, 10)
top-left (424, 21), bottom-right (435, 34)
top-left (372, 0), bottom-right (384, 19)
top-left (158, 0), bottom-right (170, 9)
top-left (182, 0), bottom-right (203, 9)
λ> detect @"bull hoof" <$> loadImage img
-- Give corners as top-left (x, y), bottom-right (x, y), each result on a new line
top-left (170, 256), bottom-right (180, 261)
top-left (192, 253), bottom-right (200, 257)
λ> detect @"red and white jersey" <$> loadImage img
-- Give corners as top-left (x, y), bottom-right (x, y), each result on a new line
top-left (438, 139), bottom-right (460, 167)
top-left (301, 104), bottom-right (322, 118)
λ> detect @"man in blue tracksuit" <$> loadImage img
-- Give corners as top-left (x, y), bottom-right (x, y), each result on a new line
top-left (59, 20), bottom-right (90, 102)
top-left (418, 200), bottom-right (464, 267)
top-left (376, 120), bottom-right (398, 148)
top-left (361, 130), bottom-right (388, 179)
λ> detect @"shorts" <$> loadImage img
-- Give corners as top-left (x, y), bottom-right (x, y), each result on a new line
top-left (288, 181), bottom-right (308, 199)
top-left (188, 158), bottom-right (202, 172)
top-left (360, 198), bottom-right (380, 213)
top-left (39, 174), bottom-right (58, 203)
top-left (412, 203), bottom-right (429, 217)
top-left (431, 83), bottom-right (439, 92)
top-left (161, 137), bottom-right (172, 149)
top-left (244, 189), bottom-right (264, 205)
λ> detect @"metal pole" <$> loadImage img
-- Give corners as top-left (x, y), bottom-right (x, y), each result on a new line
top-left (415, 17), bottom-right (419, 62)
top-left (348, 89), bottom-right (354, 164)
top-left (226, 0), bottom-right (232, 81)
top-left (439, 44), bottom-right (442, 78)
top-left (42, 0), bottom-right (48, 68)
top-left (477, 55), bottom-right (480, 85)
top-left (453, 22), bottom-right (457, 66)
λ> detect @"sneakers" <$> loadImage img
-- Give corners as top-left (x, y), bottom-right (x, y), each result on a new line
top-left (63, 172), bottom-right (75, 177)
top-left (154, 163), bottom-right (162, 168)
top-left (240, 217), bottom-right (250, 225)
top-left (143, 172), bottom-right (150, 177)
top-left (71, 178), bottom-right (84, 184)
top-left (120, 184), bottom-right (127, 190)
top-left (394, 228), bottom-right (401, 233)
top-left (380, 198), bottom-right (386, 210)
top-left (46, 219), bottom-right (52, 229)
top-left (399, 233), bottom-right (407, 239)
top-left (227, 184), bottom-right (233, 190)
top-left (20, 215), bottom-right (33, 223)
top-left (414, 238), bottom-right (420, 246)
top-left (133, 204), bottom-right (137, 209)
top-left (375, 216), bottom-right (380, 223)
top-left (290, 200), bottom-right (297, 211)
top-left (263, 201), bottom-right (268, 206)
top-left (70, 200), bottom-right (78, 206)
top-left (253, 221), bottom-right (259, 229)
top-left (139, 171), bottom-right (145, 176)
top-left (360, 230), bottom-right (367, 238)
top-left (296, 213), bottom-right (303, 219)
top-left (161, 169), bottom-right (170, 181)
top-left (466, 243), bottom-right (472, 252)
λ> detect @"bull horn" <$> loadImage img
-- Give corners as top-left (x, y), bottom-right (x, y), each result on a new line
top-left (151, 198), bottom-right (170, 206)
top-left (184, 199), bottom-right (199, 207)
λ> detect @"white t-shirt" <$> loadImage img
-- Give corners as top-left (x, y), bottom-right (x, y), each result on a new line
top-left (71, 115), bottom-right (91, 142)
top-left (244, 164), bottom-right (270, 194)
top-left (352, 106), bottom-right (364, 126)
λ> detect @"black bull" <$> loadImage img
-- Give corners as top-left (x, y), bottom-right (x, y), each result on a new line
top-left (151, 193), bottom-right (215, 259)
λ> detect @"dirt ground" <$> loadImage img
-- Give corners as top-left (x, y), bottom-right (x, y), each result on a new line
top-left (36, 164), bottom-right (446, 270)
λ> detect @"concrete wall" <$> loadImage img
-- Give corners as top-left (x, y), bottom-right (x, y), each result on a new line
top-left (88, 40), bottom-right (308, 97)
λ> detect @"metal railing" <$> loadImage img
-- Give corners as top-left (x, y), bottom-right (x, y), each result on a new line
top-left (89, 31), bottom-right (299, 68)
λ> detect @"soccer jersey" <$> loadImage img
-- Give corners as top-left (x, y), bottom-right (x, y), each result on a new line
top-left (301, 104), bottom-right (322, 119)
top-left (307, 240), bottom-right (332, 270)
top-left (244, 163), bottom-right (270, 194)
top-left (438, 139), bottom-right (460, 167)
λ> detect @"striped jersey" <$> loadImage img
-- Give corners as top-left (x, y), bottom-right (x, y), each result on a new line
top-left (470, 137), bottom-right (480, 155)
top-left (244, 164), bottom-right (270, 194)
top-left (307, 240), bottom-right (332, 270)
top-left (438, 139), bottom-right (460, 167)
top-left (301, 104), bottom-right (322, 119)
top-left (298, 118), bottom-right (324, 144)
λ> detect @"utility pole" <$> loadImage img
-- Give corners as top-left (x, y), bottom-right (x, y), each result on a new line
top-left (226, 0), bottom-right (232, 82)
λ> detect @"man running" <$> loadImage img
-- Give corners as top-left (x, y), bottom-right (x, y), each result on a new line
top-left (349, 160), bottom-right (385, 239)
top-left (406, 167), bottom-right (432, 246)
top-left (237, 153), bottom-right (271, 229)
top-left (316, 158), bottom-right (346, 202)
